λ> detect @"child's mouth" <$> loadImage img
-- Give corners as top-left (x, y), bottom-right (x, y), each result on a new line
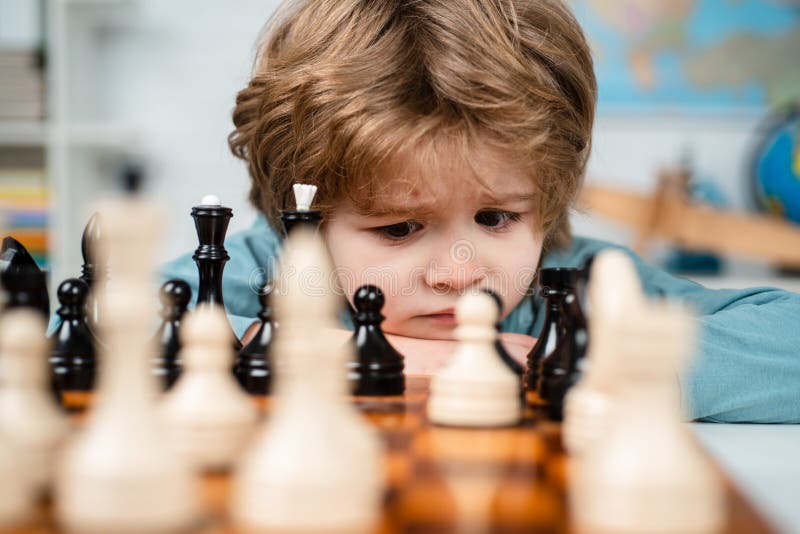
top-left (417, 309), bottom-right (456, 325)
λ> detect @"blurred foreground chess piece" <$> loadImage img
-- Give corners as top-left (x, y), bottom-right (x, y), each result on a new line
top-left (233, 227), bottom-right (383, 533)
top-left (0, 309), bottom-right (68, 494)
top-left (160, 305), bottom-right (257, 472)
top-left (56, 193), bottom-right (197, 534)
top-left (563, 250), bottom-right (643, 456)
top-left (0, 236), bottom-right (49, 317)
top-left (235, 283), bottom-right (276, 395)
top-left (581, 166), bottom-right (800, 268)
top-left (428, 292), bottom-right (521, 427)
top-left (192, 194), bottom-right (240, 349)
top-left (348, 284), bottom-right (405, 396)
top-left (483, 289), bottom-right (524, 377)
top-left (152, 279), bottom-right (192, 390)
top-left (568, 251), bottom-right (724, 534)
top-left (49, 278), bottom-right (96, 410)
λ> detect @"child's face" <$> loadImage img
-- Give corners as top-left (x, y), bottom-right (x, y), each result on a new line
top-left (324, 142), bottom-right (544, 340)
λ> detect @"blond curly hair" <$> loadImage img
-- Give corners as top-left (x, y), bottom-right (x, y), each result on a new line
top-left (229, 0), bottom-right (596, 250)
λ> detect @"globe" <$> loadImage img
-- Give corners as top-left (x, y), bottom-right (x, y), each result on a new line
top-left (752, 104), bottom-right (800, 223)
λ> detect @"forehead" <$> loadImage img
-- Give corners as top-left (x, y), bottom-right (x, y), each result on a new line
top-left (352, 138), bottom-right (534, 215)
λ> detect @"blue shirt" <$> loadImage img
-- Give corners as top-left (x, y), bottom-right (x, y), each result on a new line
top-left (160, 215), bottom-right (800, 424)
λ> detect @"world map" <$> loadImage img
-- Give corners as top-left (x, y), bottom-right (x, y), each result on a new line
top-left (570, 0), bottom-right (800, 112)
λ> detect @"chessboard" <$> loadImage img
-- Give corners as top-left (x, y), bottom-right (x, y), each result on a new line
top-left (10, 376), bottom-right (776, 534)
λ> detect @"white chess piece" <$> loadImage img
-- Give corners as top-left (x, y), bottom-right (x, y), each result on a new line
top-left (563, 249), bottom-right (643, 455)
top-left (569, 294), bottom-right (724, 534)
top-left (0, 309), bottom-right (68, 493)
top-left (232, 227), bottom-right (383, 533)
top-left (427, 292), bottom-right (521, 427)
top-left (0, 432), bottom-right (34, 528)
top-left (56, 197), bottom-right (197, 534)
top-left (160, 305), bottom-right (258, 471)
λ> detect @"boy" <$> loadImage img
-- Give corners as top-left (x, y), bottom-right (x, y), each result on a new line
top-left (161, 0), bottom-right (800, 423)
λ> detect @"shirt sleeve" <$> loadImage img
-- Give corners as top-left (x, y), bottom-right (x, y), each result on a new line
top-left (157, 215), bottom-right (283, 339)
top-left (555, 237), bottom-right (800, 424)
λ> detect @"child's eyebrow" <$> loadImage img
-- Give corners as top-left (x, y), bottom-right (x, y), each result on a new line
top-left (480, 192), bottom-right (538, 204)
top-left (356, 204), bottom-right (438, 219)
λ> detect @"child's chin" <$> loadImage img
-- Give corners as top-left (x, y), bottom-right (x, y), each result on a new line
top-left (391, 319), bottom-right (457, 341)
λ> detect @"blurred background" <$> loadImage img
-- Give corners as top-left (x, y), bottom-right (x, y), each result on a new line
top-left (0, 0), bottom-right (798, 293)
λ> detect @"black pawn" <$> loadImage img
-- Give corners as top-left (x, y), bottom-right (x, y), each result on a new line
top-left (235, 284), bottom-right (276, 395)
top-left (348, 285), bottom-right (405, 396)
top-left (79, 212), bottom-right (107, 331)
top-left (523, 268), bottom-right (573, 406)
top-left (482, 289), bottom-right (524, 376)
top-left (153, 279), bottom-right (192, 390)
top-left (49, 278), bottom-right (96, 407)
top-left (0, 236), bottom-right (49, 317)
top-left (191, 198), bottom-right (241, 349)
top-left (537, 269), bottom-right (588, 421)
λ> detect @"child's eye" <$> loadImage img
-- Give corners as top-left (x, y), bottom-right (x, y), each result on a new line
top-left (474, 209), bottom-right (522, 229)
top-left (373, 220), bottom-right (423, 241)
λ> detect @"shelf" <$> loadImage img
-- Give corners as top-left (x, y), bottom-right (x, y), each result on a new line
top-left (0, 121), bottom-right (48, 146)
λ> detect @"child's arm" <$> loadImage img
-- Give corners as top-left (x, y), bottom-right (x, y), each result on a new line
top-left (556, 237), bottom-right (800, 424)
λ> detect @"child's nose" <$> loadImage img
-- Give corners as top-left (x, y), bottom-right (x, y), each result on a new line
top-left (423, 240), bottom-right (487, 293)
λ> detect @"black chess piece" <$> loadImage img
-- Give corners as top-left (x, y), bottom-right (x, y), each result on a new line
top-left (235, 283), bottom-right (276, 396)
top-left (191, 197), bottom-right (241, 349)
top-left (79, 212), bottom-right (107, 331)
top-left (49, 278), bottom-right (96, 409)
top-left (482, 289), bottom-right (524, 377)
top-left (537, 269), bottom-right (588, 421)
top-left (153, 279), bottom-right (192, 390)
top-left (523, 268), bottom-right (574, 406)
top-left (347, 285), bottom-right (405, 396)
top-left (0, 236), bottom-right (49, 317)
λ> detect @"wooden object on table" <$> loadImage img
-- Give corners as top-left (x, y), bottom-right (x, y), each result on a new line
top-left (232, 227), bottom-right (383, 533)
top-left (55, 197), bottom-right (198, 534)
top-left (580, 168), bottom-right (800, 268)
top-left (428, 292), bottom-right (521, 428)
top-left (160, 305), bottom-right (258, 472)
top-left (0, 309), bottom-right (68, 494)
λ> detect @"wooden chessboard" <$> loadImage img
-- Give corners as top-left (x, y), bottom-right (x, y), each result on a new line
top-left (13, 376), bottom-right (776, 534)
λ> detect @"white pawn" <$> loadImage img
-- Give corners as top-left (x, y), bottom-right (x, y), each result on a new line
top-left (427, 292), bottom-right (520, 427)
top-left (160, 305), bottom-right (258, 471)
top-left (232, 227), bottom-right (383, 533)
top-left (563, 249), bottom-right (643, 456)
top-left (56, 197), bottom-right (197, 534)
top-left (0, 309), bottom-right (69, 494)
top-left (570, 300), bottom-right (724, 534)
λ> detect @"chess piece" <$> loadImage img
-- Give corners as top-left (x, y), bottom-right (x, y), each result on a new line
top-left (192, 194), bottom-right (241, 349)
top-left (49, 278), bottom-right (97, 410)
top-left (523, 268), bottom-right (573, 406)
top-left (0, 309), bottom-right (69, 493)
top-left (235, 282), bottom-right (275, 395)
top-left (79, 213), bottom-right (107, 331)
top-left (569, 291), bottom-right (724, 534)
top-left (233, 227), bottom-right (383, 533)
top-left (0, 236), bottom-right (49, 317)
top-left (428, 292), bottom-right (521, 427)
top-left (56, 196), bottom-right (197, 534)
top-left (153, 279), bottom-right (192, 390)
top-left (348, 284), bottom-right (405, 396)
top-left (160, 305), bottom-right (258, 472)
top-left (280, 183), bottom-right (322, 236)
top-left (0, 433), bottom-right (35, 528)
top-left (483, 289), bottom-right (524, 376)
top-left (538, 271), bottom-right (588, 421)
top-left (563, 250), bottom-right (644, 456)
